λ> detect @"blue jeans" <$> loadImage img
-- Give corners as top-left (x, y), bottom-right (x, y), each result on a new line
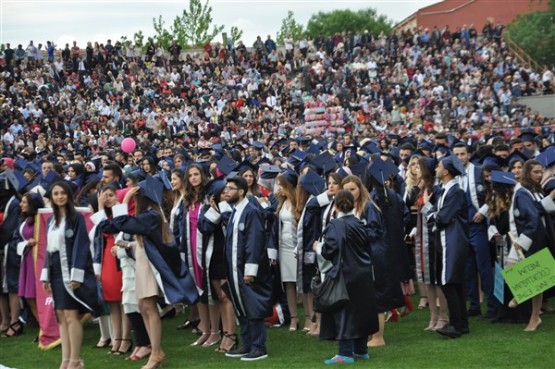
top-left (338, 337), bottom-right (367, 357)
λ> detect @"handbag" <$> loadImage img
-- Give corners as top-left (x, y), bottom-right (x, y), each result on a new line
top-left (311, 219), bottom-right (350, 313)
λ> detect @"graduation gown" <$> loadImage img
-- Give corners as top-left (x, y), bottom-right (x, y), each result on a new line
top-left (360, 200), bottom-right (404, 311)
top-left (317, 213), bottom-right (379, 341)
top-left (95, 207), bottom-right (199, 305)
top-left (40, 212), bottom-right (102, 315)
top-left (422, 180), bottom-right (469, 285)
top-left (296, 195), bottom-right (322, 293)
top-left (224, 197), bottom-right (273, 319)
top-left (509, 184), bottom-right (555, 259)
top-left (1, 196), bottom-right (21, 293)
top-left (197, 201), bottom-right (232, 304)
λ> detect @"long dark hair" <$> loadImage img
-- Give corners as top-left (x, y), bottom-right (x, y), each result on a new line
top-left (520, 160), bottom-right (542, 193)
top-left (51, 181), bottom-right (77, 227)
top-left (21, 193), bottom-right (45, 225)
top-left (183, 163), bottom-right (206, 207)
top-left (134, 192), bottom-right (173, 244)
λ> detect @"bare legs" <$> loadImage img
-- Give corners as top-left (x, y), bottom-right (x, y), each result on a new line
top-left (367, 313), bottom-right (386, 347)
top-left (284, 282), bottom-right (298, 331)
top-left (139, 296), bottom-right (165, 368)
top-left (109, 302), bottom-right (131, 352)
top-left (0, 295), bottom-right (9, 331)
top-left (56, 309), bottom-right (84, 369)
top-left (190, 302), bottom-right (210, 345)
top-left (213, 280), bottom-right (236, 351)
top-left (204, 298), bottom-right (221, 346)
top-left (425, 284), bottom-right (449, 330)
top-left (418, 282), bottom-right (428, 308)
top-left (524, 294), bottom-right (543, 331)
top-left (301, 292), bottom-right (318, 334)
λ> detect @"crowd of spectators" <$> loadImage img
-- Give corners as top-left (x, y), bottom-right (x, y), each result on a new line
top-left (1, 22), bottom-right (554, 160)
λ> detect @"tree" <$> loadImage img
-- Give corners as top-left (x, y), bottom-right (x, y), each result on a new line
top-left (277, 10), bottom-right (305, 46)
top-left (229, 26), bottom-right (243, 46)
top-left (505, 0), bottom-right (555, 67)
top-left (151, 0), bottom-right (223, 49)
top-left (305, 8), bottom-right (392, 38)
top-left (171, 0), bottom-right (224, 48)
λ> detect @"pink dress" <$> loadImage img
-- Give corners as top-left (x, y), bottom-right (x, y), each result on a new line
top-left (18, 220), bottom-right (36, 299)
top-left (189, 203), bottom-right (203, 289)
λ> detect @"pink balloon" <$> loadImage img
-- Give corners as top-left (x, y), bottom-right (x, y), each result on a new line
top-left (121, 138), bottom-right (136, 153)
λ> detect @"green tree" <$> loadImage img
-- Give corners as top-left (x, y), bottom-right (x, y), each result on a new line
top-left (152, 15), bottom-right (173, 49)
top-left (505, 0), bottom-right (555, 67)
top-left (277, 10), bottom-right (305, 46)
top-left (171, 0), bottom-right (224, 48)
top-left (230, 26), bottom-right (243, 46)
top-left (305, 8), bottom-right (392, 38)
top-left (134, 31), bottom-right (145, 48)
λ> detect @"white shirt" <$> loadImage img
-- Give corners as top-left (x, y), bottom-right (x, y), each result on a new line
top-left (47, 219), bottom-right (66, 254)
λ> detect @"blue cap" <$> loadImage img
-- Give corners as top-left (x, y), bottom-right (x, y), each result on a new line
top-left (251, 141), bottom-right (265, 151)
top-left (310, 152), bottom-right (336, 175)
top-left (480, 153), bottom-right (507, 168)
top-left (139, 175), bottom-right (164, 205)
top-left (0, 169), bottom-right (19, 191)
top-left (41, 170), bottom-right (63, 191)
top-left (307, 144), bottom-right (321, 155)
top-left (128, 169), bottom-right (147, 183)
top-left (289, 149), bottom-right (308, 162)
top-left (337, 167), bottom-right (350, 178)
top-left (360, 141), bottom-right (380, 155)
top-left (235, 160), bottom-right (259, 174)
top-left (300, 169), bottom-right (325, 197)
top-left (350, 160), bottom-right (369, 179)
top-left (368, 158), bottom-right (399, 185)
top-left (260, 165), bottom-right (282, 180)
top-left (206, 177), bottom-right (227, 197)
top-left (157, 171), bottom-right (173, 190)
top-left (296, 136), bottom-right (311, 145)
top-left (433, 144), bottom-right (450, 157)
top-left (217, 155), bottom-right (238, 176)
top-left (507, 150), bottom-right (529, 166)
top-left (536, 146), bottom-right (555, 168)
top-left (421, 157), bottom-right (437, 174)
top-left (491, 170), bottom-right (516, 186)
top-left (440, 154), bottom-right (466, 176)
top-left (281, 169), bottom-right (299, 187)
top-left (519, 129), bottom-right (537, 143)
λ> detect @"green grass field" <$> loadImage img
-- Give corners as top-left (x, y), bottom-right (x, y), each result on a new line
top-left (0, 299), bottom-right (552, 369)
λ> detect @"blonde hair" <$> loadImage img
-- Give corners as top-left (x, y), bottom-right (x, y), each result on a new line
top-left (405, 156), bottom-right (420, 191)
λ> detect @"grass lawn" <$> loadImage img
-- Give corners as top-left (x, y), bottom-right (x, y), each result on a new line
top-left (0, 298), bottom-right (552, 369)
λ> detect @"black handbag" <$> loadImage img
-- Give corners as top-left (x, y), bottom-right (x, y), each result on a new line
top-left (311, 219), bottom-right (350, 313)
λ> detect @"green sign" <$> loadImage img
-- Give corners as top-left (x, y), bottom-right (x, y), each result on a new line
top-left (502, 248), bottom-right (555, 304)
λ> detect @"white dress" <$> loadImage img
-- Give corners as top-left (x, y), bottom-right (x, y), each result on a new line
top-left (279, 203), bottom-right (297, 282)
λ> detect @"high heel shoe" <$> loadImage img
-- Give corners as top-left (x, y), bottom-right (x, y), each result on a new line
top-left (289, 316), bottom-right (298, 332)
top-left (202, 332), bottom-right (221, 347)
top-left (418, 296), bottom-right (428, 309)
top-left (141, 353), bottom-right (166, 369)
top-left (109, 338), bottom-right (122, 354)
top-left (2, 321), bottom-right (24, 337)
top-left (67, 359), bottom-right (84, 369)
top-left (190, 332), bottom-right (210, 346)
top-left (114, 338), bottom-right (133, 355)
top-left (508, 298), bottom-right (519, 309)
top-left (524, 318), bottom-right (542, 332)
top-left (215, 332), bottom-right (239, 353)
top-left (94, 338), bottom-right (111, 348)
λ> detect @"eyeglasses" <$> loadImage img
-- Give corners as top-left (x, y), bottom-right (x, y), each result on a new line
top-left (224, 185), bottom-right (238, 191)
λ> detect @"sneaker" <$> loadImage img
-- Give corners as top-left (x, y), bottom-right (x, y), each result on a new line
top-left (225, 346), bottom-right (250, 358)
top-left (324, 355), bottom-right (355, 365)
top-left (353, 353), bottom-right (369, 360)
top-left (240, 348), bottom-right (268, 361)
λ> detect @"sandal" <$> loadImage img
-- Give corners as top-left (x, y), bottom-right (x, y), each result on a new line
top-left (190, 332), bottom-right (210, 346)
top-left (127, 345), bottom-right (152, 361)
top-left (94, 338), bottom-right (111, 348)
top-left (2, 321), bottom-right (24, 337)
top-left (114, 338), bottom-right (133, 355)
top-left (289, 316), bottom-right (298, 332)
top-left (215, 332), bottom-right (239, 353)
top-left (109, 338), bottom-right (122, 354)
top-left (202, 332), bottom-right (221, 347)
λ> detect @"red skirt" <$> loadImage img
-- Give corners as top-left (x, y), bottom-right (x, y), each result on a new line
top-left (101, 234), bottom-right (123, 302)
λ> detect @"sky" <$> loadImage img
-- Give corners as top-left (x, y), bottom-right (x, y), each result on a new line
top-left (1, 0), bottom-right (441, 48)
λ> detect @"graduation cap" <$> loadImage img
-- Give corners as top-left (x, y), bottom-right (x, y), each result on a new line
top-left (205, 177), bottom-right (227, 197)
top-left (196, 147), bottom-right (212, 158)
top-left (433, 144), bottom-right (450, 157)
top-left (271, 138), bottom-right (288, 151)
top-left (127, 169), bottom-right (147, 183)
top-left (360, 141), bottom-right (380, 155)
top-left (15, 158), bottom-right (27, 171)
top-left (296, 136), bottom-right (311, 145)
top-left (289, 149), bottom-right (307, 162)
top-left (337, 167), bottom-right (350, 178)
top-left (507, 150), bottom-right (529, 166)
top-left (343, 145), bottom-right (358, 157)
top-left (260, 165), bottom-right (282, 180)
top-left (307, 144), bottom-right (321, 156)
top-left (216, 155), bottom-right (238, 176)
top-left (0, 169), bottom-right (18, 191)
top-left (235, 160), bottom-right (259, 174)
top-left (418, 140), bottom-right (434, 150)
top-left (300, 169), bottom-right (325, 197)
top-left (350, 160), bottom-right (369, 179)
top-left (41, 170), bottom-right (63, 192)
top-left (250, 141), bottom-right (265, 151)
top-left (440, 154), bottom-right (466, 176)
top-left (536, 146), bottom-right (555, 168)
top-left (368, 158), bottom-right (399, 185)
top-left (138, 175), bottom-right (167, 222)
top-left (519, 129), bottom-right (537, 143)
top-left (387, 133), bottom-right (400, 141)
top-left (491, 170), bottom-right (516, 186)
top-left (281, 169), bottom-right (299, 187)
top-left (156, 171), bottom-right (173, 190)
top-left (480, 153), bottom-right (508, 168)
top-left (311, 152), bottom-right (337, 175)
